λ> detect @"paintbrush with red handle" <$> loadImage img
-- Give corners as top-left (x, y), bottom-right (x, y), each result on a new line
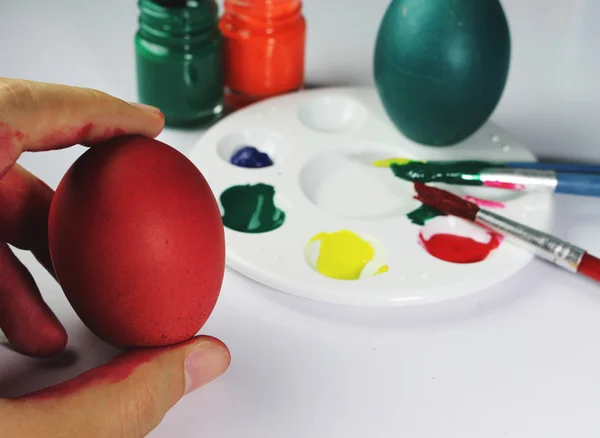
top-left (413, 182), bottom-right (600, 283)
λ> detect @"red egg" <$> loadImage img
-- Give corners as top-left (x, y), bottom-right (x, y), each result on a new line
top-left (48, 135), bottom-right (225, 348)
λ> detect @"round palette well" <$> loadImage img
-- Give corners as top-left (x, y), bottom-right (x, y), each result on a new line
top-left (188, 87), bottom-right (554, 307)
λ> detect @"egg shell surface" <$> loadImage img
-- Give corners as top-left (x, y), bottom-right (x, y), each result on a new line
top-left (48, 135), bottom-right (225, 348)
top-left (373, 0), bottom-right (511, 146)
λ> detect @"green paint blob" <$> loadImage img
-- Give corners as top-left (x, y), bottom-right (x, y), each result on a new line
top-left (407, 204), bottom-right (446, 225)
top-left (390, 160), bottom-right (498, 185)
top-left (220, 183), bottom-right (285, 233)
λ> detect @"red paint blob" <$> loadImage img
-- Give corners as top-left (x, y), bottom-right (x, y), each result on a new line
top-left (483, 181), bottom-right (526, 190)
top-left (419, 232), bottom-right (502, 264)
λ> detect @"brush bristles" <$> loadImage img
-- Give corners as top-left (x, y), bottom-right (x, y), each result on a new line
top-left (413, 183), bottom-right (480, 222)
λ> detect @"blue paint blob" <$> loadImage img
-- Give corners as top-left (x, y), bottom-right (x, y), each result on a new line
top-left (230, 146), bottom-right (274, 168)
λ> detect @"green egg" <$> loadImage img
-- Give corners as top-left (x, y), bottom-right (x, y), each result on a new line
top-left (374, 0), bottom-right (511, 146)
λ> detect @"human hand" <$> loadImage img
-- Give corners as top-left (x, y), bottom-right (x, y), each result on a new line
top-left (0, 78), bottom-right (231, 437)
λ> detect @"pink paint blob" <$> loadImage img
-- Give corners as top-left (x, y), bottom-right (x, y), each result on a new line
top-left (463, 196), bottom-right (505, 209)
top-left (419, 232), bottom-right (502, 264)
top-left (483, 180), bottom-right (526, 190)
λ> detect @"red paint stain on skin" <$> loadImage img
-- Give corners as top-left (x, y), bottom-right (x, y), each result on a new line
top-left (0, 123), bottom-right (28, 178)
top-left (0, 243), bottom-right (67, 358)
top-left (419, 232), bottom-right (502, 264)
top-left (0, 124), bottom-right (14, 162)
top-left (39, 123), bottom-right (129, 147)
top-left (463, 196), bottom-right (505, 209)
top-left (76, 122), bottom-right (94, 139)
top-left (18, 337), bottom-right (225, 401)
top-left (20, 348), bottom-right (164, 400)
top-left (13, 130), bottom-right (27, 141)
top-left (0, 123), bottom-right (19, 147)
top-left (102, 126), bottom-right (113, 138)
top-left (0, 123), bottom-right (11, 142)
top-left (483, 181), bottom-right (526, 190)
top-left (39, 122), bottom-right (94, 148)
top-left (86, 126), bottom-right (128, 144)
top-left (0, 124), bottom-right (27, 147)
top-left (0, 164), bottom-right (57, 277)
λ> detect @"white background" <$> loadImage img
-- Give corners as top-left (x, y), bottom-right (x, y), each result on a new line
top-left (1, 0), bottom-right (600, 436)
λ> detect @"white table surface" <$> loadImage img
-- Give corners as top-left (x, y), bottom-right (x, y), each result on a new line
top-left (2, 0), bottom-right (600, 436)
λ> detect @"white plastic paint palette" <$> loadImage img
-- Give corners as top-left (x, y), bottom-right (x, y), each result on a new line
top-left (189, 87), bottom-right (554, 307)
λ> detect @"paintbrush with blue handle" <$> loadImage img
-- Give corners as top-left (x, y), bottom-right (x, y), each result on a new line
top-left (374, 158), bottom-right (600, 174)
top-left (373, 159), bottom-right (600, 197)
top-left (504, 161), bottom-right (600, 173)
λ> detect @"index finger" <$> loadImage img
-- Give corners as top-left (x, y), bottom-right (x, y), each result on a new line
top-left (0, 77), bottom-right (164, 176)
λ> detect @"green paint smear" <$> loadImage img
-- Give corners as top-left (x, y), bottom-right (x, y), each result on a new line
top-left (390, 160), bottom-right (502, 185)
top-left (407, 204), bottom-right (446, 225)
top-left (220, 183), bottom-right (285, 233)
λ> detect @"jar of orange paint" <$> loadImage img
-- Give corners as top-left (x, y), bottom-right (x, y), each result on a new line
top-left (219, 0), bottom-right (306, 108)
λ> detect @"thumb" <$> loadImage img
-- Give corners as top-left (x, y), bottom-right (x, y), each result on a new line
top-left (1, 336), bottom-right (230, 438)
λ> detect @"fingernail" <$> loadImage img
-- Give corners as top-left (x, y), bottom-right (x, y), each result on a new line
top-left (184, 345), bottom-right (230, 395)
top-left (129, 102), bottom-right (163, 115)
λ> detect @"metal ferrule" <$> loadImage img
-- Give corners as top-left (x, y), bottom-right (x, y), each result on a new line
top-left (476, 210), bottom-right (584, 272)
top-left (480, 168), bottom-right (558, 191)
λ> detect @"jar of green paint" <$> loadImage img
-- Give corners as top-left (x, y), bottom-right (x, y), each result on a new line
top-left (135, 0), bottom-right (224, 127)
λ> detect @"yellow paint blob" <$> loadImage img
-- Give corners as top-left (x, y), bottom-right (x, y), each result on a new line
top-left (375, 264), bottom-right (389, 275)
top-left (307, 230), bottom-right (388, 280)
top-left (372, 158), bottom-right (424, 168)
